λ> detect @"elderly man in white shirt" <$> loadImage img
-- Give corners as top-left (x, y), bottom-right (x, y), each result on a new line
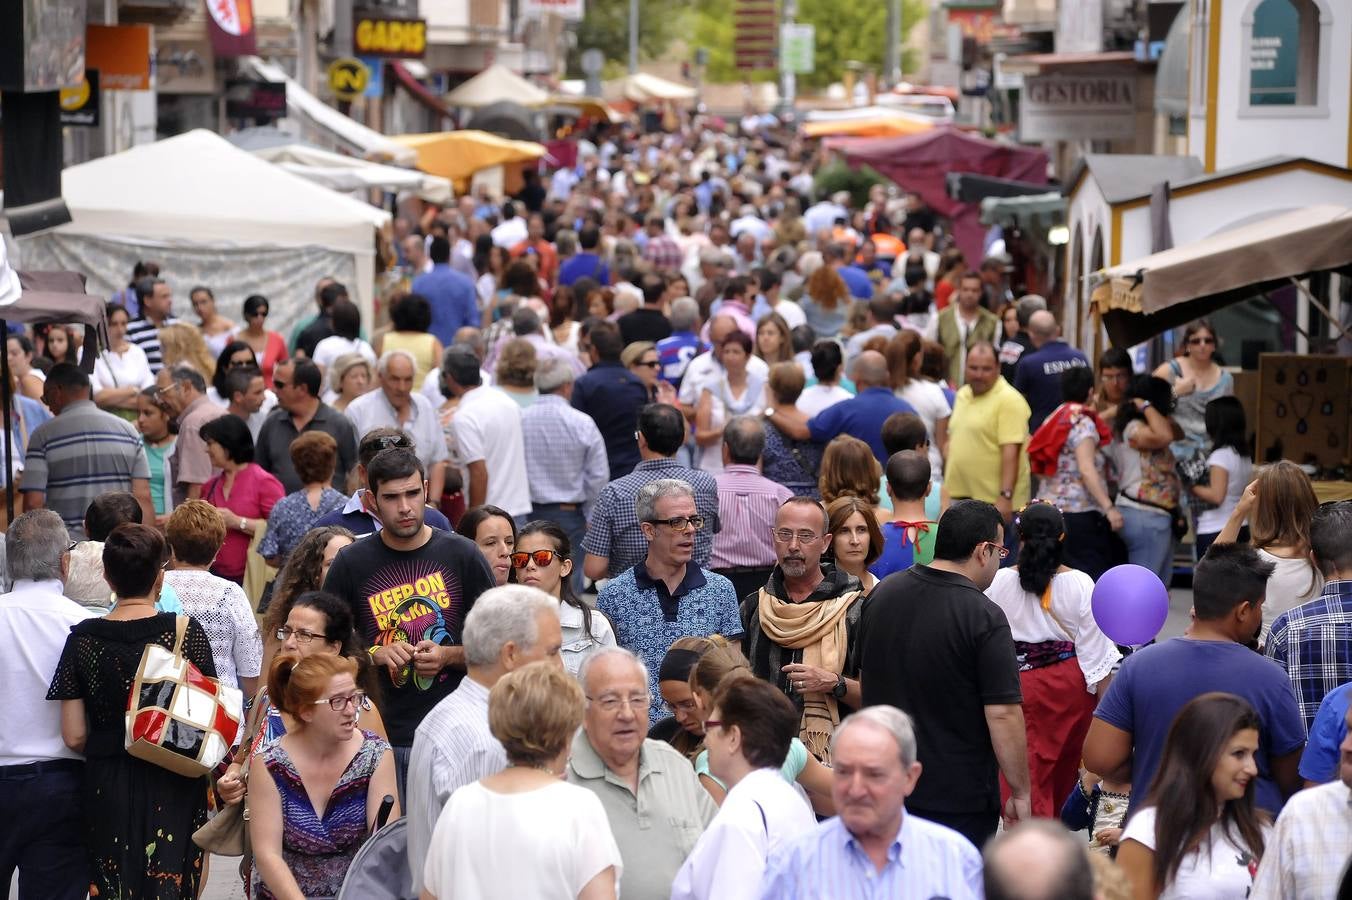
top-left (0, 510), bottom-right (95, 899)
top-left (405, 585), bottom-right (564, 894)
top-left (345, 349), bottom-right (448, 503)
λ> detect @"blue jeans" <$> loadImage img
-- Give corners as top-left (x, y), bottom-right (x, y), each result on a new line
top-left (0, 760), bottom-right (88, 900)
top-left (1118, 506), bottom-right (1174, 587)
top-left (530, 504), bottom-right (589, 594)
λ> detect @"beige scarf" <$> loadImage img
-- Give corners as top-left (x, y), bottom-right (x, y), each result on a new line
top-left (757, 586), bottom-right (863, 761)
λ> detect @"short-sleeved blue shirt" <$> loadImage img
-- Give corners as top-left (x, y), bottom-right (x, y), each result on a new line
top-left (807, 387), bottom-right (916, 465)
top-left (1298, 682), bottom-right (1351, 782)
top-left (597, 562), bottom-right (744, 724)
top-left (1093, 637), bottom-right (1306, 816)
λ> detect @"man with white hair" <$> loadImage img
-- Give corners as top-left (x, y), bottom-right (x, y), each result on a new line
top-left (0, 510), bottom-right (95, 898)
top-left (345, 349), bottom-right (449, 503)
top-left (760, 706), bottom-right (984, 898)
top-left (521, 356), bottom-right (610, 589)
top-left (596, 479), bottom-right (742, 722)
top-left (406, 585), bottom-right (564, 893)
top-left (567, 648), bottom-right (717, 900)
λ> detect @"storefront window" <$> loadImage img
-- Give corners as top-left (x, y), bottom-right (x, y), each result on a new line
top-left (1245, 0), bottom-right (1323, 109)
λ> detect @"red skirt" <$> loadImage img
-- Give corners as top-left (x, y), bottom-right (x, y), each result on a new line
top-left (1000, 655), bottom-right (1099, 818)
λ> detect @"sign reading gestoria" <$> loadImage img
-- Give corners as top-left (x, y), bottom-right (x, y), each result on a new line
top-left (1020, 74), bottom-right (1136, 142)
top-left (354, 11), bottom-right (427, 58)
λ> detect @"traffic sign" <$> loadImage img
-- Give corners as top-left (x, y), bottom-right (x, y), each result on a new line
top-left (580, 48), bottom-right (605, 76)
top-left (780, 23), bottom-right (814, 74)
top-left (327, 57), bottom-right (369, 101)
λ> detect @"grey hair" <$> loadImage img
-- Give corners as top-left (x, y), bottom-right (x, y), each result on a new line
top-left (723, 415), bottom-right (765, 465)
top-left (983, 819), bottom-right (1095, 900)
top-left (534, 356), bottom-right (575, 394)
top-left (555, 229), bottom-right (578, 256)
top-left (377, 349), bottom-right (418, 377)
top-left (169, 364), bottom-right (207, 394)
top-left (462, 585), bottom-right (560, 668)
top-left (577, 646), bottom-right (649, 695)
top-left (5, 509), bottom-right (71, 582)
top-left (327, 352), bottom-right (371, 392)
top-left (832, 705), bottom-right (918, 768)
top-left (1015, 294), bottom-right (1048, 328)
top-left (635, 478), bottom-right (694, 523)
top-left (669, 297), bottom-right (700, 332)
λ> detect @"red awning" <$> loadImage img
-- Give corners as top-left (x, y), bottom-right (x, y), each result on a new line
top-left (391, 61), bottom-right (452, 121)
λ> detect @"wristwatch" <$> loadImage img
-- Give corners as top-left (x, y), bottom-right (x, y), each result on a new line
top-left (999, 488), bottom-right (1014, 500)
top-left (831, 674), bottom-right (848, 699)
top-left (763, 406), bottom-right (776, 418)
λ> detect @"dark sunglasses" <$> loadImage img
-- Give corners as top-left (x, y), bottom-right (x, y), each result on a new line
top-left (510, 549), bottom-right (562, 569)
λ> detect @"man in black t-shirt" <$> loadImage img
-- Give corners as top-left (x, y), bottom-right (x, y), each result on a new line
top-left (322, 447), bottom-right (495, 801)
top-left (858, 499), bottom-right (1030, 850)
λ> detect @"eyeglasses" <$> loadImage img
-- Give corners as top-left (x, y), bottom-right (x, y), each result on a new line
top-left (703, 719), bottom-right (726, 730)
top-left (313, 691), bottom-right (369, 712)
top-left (771, 528), bottom-right (822, 544)
top-left (665, 697), bottom-right (699, 715)
top-left (1187, 336), bottom-right (1216, 346)
top-left (645, 515), bottom-right (705, 532)
top-left (364, 434), bottom-right (414, 453)
top-left (587, 693), bottom-right (651, 713)
top-left (511, 549), bottom-right (561, 569)
top-left (982, 541), bottom-right (1011, 559)
top-left (276, 626), bottom-right (324, 644)
top-left (635, 359), bottom-right (660, 368)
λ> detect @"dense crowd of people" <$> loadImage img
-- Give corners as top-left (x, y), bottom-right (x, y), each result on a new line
top-left (1, 122), bottom-right (1349, 900)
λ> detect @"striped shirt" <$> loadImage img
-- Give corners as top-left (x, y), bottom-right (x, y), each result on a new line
top-left (761, 811), bottom-right (984, 900)
top-left (520, 394), bottom-right (609, 507)
top-left (125, 315), bottom-right (178, 373)
top-left (710, 464), bottom-right (793, 569)
top-left (1266, 579), bottom-right (1352, 731)
top-left (21, 400), bottom-right (149, 541)
top-left (405, 676), bottom-right (506, 894)
top-left (1250, 780), bottom-right (1352, 900)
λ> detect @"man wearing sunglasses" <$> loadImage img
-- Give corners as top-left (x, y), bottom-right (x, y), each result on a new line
top-left (597, 479), bottom-right (742, 725)
top-left (858, 499), bottom-right (1030, 851)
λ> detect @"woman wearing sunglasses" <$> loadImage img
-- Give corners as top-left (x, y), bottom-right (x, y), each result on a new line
top-left (1153, 319), bottom-right (1233, 493)
top-left (514, 520), bottom-right (616, 674)
top-left (248, 651), bottom-right (398, 900)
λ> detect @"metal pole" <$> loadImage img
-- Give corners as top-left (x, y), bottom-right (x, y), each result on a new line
top-left (778, 0), bottom-right (796, 118)
top-left (884, 0), bottom-right (900, 88)
top-left (628, 0), bottom-right (639, 74)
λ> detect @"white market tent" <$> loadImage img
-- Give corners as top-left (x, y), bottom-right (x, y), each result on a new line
top-left (16, 129), bottom-right (390, 336)
top-left (252, 143), bottom-right (454, 204)
top-left (607, 72), bottom-right (698, 104)
top-left (445, 63), bottom-right (550, 108)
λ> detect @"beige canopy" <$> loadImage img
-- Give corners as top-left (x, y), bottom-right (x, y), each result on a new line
top-left (445, 64), bottom-right (550, 108)
top-left (1090, 204), bottom-right (1352, 346)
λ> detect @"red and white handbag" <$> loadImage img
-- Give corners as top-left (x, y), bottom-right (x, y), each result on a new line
top-left (125, 615), bottom-right (244, 778)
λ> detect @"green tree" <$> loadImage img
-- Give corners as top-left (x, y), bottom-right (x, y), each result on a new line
top-left (567, 0), bottom-right (680, 76)
top-left (690, 0), bottom-right (925, 89)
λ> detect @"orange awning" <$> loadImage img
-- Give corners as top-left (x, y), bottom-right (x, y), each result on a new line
top-left (802, 116), bottom-right (934, 139)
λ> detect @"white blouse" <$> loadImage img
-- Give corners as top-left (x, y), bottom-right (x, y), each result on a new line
top-left (91, 344), bottom-right (155, 394)
top-left (984, 568), bottom-right (1121, 690)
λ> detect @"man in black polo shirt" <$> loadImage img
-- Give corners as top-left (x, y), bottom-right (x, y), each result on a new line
top-left (255, 359), bottom-right (358, 493)
top-left (322, 447), bottom-right (495, 801)
top-left (858, 499), bottom-right (1030, 849)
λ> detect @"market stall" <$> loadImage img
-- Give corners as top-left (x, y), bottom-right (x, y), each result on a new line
top-left (252, 143), bottom-right (454, 204)
top-left (392, 130), bottom-right (548, 195)
top-left (15, 129), bottom-right (390, 337)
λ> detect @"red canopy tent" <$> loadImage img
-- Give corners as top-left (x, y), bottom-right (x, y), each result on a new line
top-left (831, 127), bottom-right (1048, 263)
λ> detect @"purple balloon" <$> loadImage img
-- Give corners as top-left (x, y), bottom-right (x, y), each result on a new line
top-left (1091, 564), bottom-right (1169, 646)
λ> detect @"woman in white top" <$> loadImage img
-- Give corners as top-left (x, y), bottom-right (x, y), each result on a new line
top-left (189, 286), bottom-right (238, 358)
top-left (695, 331), bottom-right (767, 473)
top-left (1217, 461), bottom-right (1323, 632)
top-left (92, 303), bottom-right (155, 420)
top-left (672, 675), bottom-right (817, 900)
top-left (421, 662), bottom-right (622, 900)
top-left (985, 501), bottom-right (1121, 818)
top-left (1189, 398), bottom-right (1252, 559)
top-left (311, 298), bottom-right (377, 374)
top-left (1118, 692), bottom-right (1271, 900)
top-left (797, 339), bottom-right (853, 418)
top-left (885, 331), bottom-right (949, 478)
top-left (513, 521), bottom-right (616, 675)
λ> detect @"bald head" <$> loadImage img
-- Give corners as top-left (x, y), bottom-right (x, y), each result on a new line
top-left (983, 820), bottom-right (1094, 900)
top-left (1028, 310), bottom-right (1058, 346)
top-left (850, 350), bottom-right (890, 390)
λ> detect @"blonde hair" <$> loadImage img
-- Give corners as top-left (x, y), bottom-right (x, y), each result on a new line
top-left (494, 338), bottom-right (538, 389)
top-left (328, 352), bottom-right (372, 394)
top-left (157, 323), bottom-right (216, 380)
top-left (488, 661), bottom-right (584, 767)
top-left (689, 635), bottom-right (750, 697)
top-left (819, 435), bottom-right (882, 506)
top-left (268, 651), bottom-right (359, 720)
top-left (1250, 460), bottom-right (1318, 553)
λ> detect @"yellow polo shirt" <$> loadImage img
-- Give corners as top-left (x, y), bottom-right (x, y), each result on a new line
top-left (944, 377), bottom-right (1031, 507)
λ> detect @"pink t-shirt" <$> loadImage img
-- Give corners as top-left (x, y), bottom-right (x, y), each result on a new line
top-left (203, 463), bottom-right (285, 579)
